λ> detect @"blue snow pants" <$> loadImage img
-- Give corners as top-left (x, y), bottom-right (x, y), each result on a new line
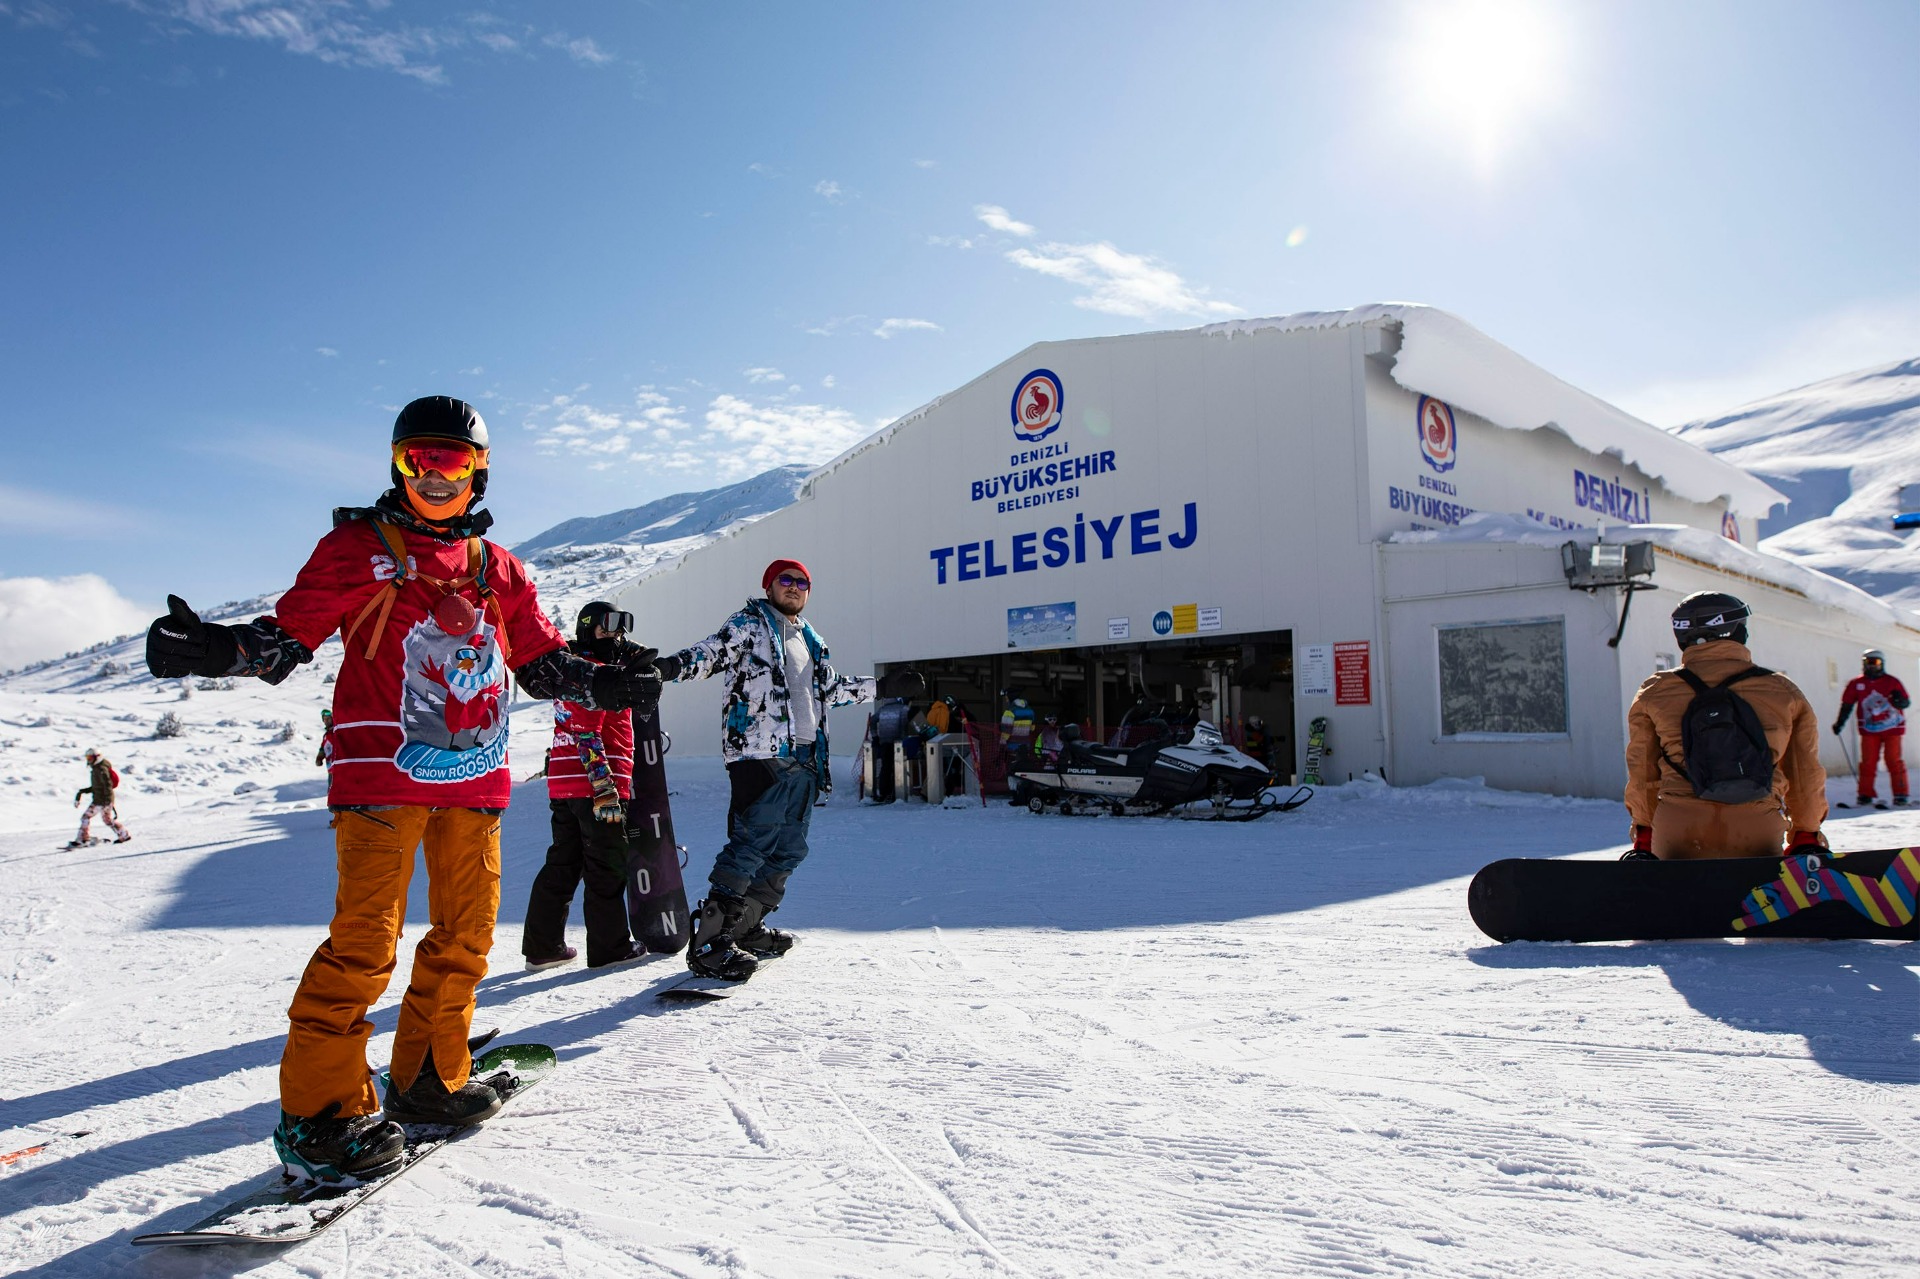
top-left (709, 745), bottom-right (818, 908)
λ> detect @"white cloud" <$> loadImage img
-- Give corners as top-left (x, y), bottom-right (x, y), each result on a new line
top-left (114, 3), bottom-right (619, 83)
top-left (913, 158), bottom-right (938, 170)
top-left (526, 388), bottom-right (878, 480)
top-left (543, 32), bottom-right (611, 65)
top-left (742, 367), bottom-right (786, 384)
top-left (814, 179), bottom-right (844, 201)
top-left (316, 346), bottom-right (338, 357)
top-left (873, 318), bottom-right (941, 340)
top-left (974, 204), bottom-right (1034, 237)
top-left (821, 374), bottom-right (837, 388)
top-left (0, 573), bottom-right (151, 670)
top-left (1004, 240), bottom-right (1241, 320)
top-left (927, 234), bottom-right (974, 250)
top-left (1612, 296), bottom-right (1920, 427)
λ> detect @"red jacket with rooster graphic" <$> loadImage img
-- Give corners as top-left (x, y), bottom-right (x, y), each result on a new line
top-left (266, 518), bottom-right (565, 808)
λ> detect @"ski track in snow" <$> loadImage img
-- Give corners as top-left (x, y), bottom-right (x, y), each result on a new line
top-left (4, 636), bottom-right (1920, 1275)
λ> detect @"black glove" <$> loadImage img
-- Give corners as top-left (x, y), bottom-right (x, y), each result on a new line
top-left (592, 662), bottom-right (662, 717)
top-left (1832, 721), bottom-right (1844, 735)
top-left (652, 652), bottom-right (683, 682)
top-left (146, 595), bottom-right (237, 679)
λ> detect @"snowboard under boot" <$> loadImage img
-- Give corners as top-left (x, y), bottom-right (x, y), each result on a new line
top-left (381, 1050), bottom-right (503, 1128)
top-left (272, 1103), bottom-right (406, 1184)
top-left (735, 897), bottom-right (795, 957)
top-left (687, 895), bottom-right (759, 981)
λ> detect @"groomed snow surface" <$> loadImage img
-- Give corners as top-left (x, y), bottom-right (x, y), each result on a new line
top-left (4, 644), bottom-right (1920, 1276)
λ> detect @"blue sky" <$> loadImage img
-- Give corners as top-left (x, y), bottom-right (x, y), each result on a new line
top-left (3, 0), bottom-right (1918, 664)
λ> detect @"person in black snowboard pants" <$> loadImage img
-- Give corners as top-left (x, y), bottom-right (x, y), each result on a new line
top-left (523, 797), bottom-right (634, 967)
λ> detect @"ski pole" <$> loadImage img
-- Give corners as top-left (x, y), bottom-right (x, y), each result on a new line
top-left (1836, 730), bottom-right (1857, 781)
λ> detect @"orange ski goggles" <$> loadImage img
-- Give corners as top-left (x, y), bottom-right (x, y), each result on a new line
top-left (393, 439), bottom-right (487, 481)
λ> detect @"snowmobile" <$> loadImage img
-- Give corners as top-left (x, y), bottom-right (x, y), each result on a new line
top-left (1007, 719), bottom-right (1310, 821)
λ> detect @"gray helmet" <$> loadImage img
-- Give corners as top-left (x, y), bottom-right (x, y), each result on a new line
top-left (1863, 649), bottom-right (1887, 674)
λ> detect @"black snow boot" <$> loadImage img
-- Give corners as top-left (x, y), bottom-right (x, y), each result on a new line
top-left (381, 1050), bottom-right (503, 1127)
top-left (273, 1103), bottom-right (406, 1184)
top-left (687, 895), bottom-right (759, 981)
top-left (735, 897), bottom-right (795, 957)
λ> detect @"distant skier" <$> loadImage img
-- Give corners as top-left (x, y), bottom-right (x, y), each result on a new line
top-left (1000, 693), bottom-right (1037, 762)
top-left (143, 396), bottom-right (662, 1184)
top-left (69, 748), bottom-right (130, 847)
top-left (521, 601), bottom-right (652, 970)
top-left (1624, 592), bottom-right (1826, 860)
top-left (1834, 648), bottom-right (1909, 809)
top-left (314, 708), bottom-right (335, 768)
top-left (653, 558), bottom-right (875, 980)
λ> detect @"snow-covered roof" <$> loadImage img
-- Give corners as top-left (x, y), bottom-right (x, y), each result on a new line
top-left (1389, 511), bottom-right (1920, 631)
top-left (1200, 304), bottom-right (1788, 518)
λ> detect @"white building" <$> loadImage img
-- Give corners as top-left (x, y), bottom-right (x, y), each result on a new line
top-left (616, 305), bottom-right (1920, 798)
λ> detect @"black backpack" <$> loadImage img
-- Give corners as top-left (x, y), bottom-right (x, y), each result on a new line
top-left (1669, 666), bottom-right (1775, 803)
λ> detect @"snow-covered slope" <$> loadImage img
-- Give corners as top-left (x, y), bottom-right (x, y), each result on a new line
top-left (512, 464), bottom-right (808, 623)
top-left (1673, 357), bottom-right (1920, 606)
top-left (7, 760), bottom-right (1919, 1276)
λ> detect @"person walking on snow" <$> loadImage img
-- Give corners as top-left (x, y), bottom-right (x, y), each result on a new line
top-left (1834, 648), bottom-right (1909, 809)
top-left (654, 558), bottom-right (876, 980)
top-left (1623, 591), bottom-right (1826, 860)
top-left (143, 396), bottom-right (662, 1185)
top-left (315, 708), bottom-right (335, 768)
top-left (521, 601), bottom-right (654, 971)
top-left (69, 748), bottom-right (130, 846)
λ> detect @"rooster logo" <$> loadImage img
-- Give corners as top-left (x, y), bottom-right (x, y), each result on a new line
top-left (394, 618), bottom-right (510, 783)
top-left (1416, 395), bottom-right (1456, 474)
top-left (1011, 369), bottom-right (1064, 443)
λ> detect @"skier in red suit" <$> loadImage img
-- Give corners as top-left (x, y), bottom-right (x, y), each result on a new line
top-left (1835, 648), bottom-right (1910, 809)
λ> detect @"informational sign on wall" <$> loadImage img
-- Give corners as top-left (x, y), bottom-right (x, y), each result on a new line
top-left (1107, 617), bottom-right (1130, 640)
top-left (1007, 602), bottom-right (1076, 650)
top-left (1197, 607), bottom-right (1222, 632)
top-left (1334, 641), bottom-right (1372, 706)
top-left (1299, 644), bottom-right (1333, 697)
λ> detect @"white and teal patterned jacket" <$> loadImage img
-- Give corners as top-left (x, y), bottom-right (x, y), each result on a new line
top-left (666, 598), bottom-right (875, 775)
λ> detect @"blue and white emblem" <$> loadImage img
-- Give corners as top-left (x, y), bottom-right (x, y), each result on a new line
top-left (1011, 369), bottom-right (1064, 444)
top-left (1417, 395), bottom-right (1457, 474)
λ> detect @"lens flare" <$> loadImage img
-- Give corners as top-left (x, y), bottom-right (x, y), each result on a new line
top-left (1285, 226), bottom-right (1309, 249)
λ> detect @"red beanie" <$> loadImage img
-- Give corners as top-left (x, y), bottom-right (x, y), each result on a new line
top-left (763, 558), bottom-right (812, 591)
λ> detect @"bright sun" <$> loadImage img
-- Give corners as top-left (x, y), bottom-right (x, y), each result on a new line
top-left (1396, 0), bottom-right (1570, 174)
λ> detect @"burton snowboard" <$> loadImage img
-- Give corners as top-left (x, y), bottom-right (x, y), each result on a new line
top-left (626, 720), bottom-right (691, 955)
top-left (1470, 846), bottom-right (1920, 943)
top-left (131, 1042), bottom-right (556, 1249)
top-left (1302, 716), bottom-right (1329, 786)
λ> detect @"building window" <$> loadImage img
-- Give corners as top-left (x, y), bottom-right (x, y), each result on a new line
top-left (1437, 618), bottom-right (1568, 738)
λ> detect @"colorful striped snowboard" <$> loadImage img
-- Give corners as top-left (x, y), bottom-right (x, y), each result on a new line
top-left (1469, 846), bottom-right (1920, 943)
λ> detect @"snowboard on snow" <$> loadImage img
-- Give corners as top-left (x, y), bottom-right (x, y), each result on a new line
top-left (130, 1040), bottom-right (555, 1249)
top-left (625, 718), bottom-right (692, 955)
top-left (1469, 846), bottom-right (1920, 943)
top-left (657, 950), bottom-right (785, 1002)
top-left (1301, 716), bottom-right (1329, 787)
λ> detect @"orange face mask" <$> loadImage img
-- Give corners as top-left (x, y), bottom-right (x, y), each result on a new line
top-left (403, 483), bottom-right (473, 522)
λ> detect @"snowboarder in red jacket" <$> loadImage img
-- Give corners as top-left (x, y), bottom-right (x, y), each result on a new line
top-left (1835, 648), bottom-right (1910, 808)
top-left (144, 397), bottom-right (663, 1184)
top-left (521, 600), bottom-right (653, 971)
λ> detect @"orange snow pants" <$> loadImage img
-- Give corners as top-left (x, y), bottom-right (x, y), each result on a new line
top-left (280, 806), bottom-right (502, 1118)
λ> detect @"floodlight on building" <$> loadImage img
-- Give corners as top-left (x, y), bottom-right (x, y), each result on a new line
top-left (1562, 539), bottom-right (1656, 648)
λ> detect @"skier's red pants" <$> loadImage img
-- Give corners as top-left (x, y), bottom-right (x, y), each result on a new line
top-left (280, 806), bottom-right (501, 1119)
top-left (1857, 730), bottom-right (1908, 802)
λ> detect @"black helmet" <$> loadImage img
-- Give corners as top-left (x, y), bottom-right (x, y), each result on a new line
top-left (393, 396), bottom-right (489, 448)
top-left (1670, 591), bottom-right (1750, 648)
top-left (391, 396), bottom-right (490, 501)
top-left (575, 600), bottom-right (634, 641)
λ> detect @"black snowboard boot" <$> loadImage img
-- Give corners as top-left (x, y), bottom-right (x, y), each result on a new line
top-left (687, 895), bottom-right (759, 981)
top-left (273, 1103), bottom-right (406, 1184)
top-left (381, 1050), bottom-right (503, 1127)
top-left (735, 897), bottom-right (795, 958)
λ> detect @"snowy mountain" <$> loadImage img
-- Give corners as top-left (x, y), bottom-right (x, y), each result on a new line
top-left (1672, 357), bottom-right (1920, 606)
top-left (511, 464), bottom-right (808, 623)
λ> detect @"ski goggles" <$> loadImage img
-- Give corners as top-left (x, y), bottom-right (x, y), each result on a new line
top-left (393, 439), bottom-right (487, 481)
top-left (773, 573), bottom-right (811, 591)
top-left (587, 610), bottom-right (634, 635)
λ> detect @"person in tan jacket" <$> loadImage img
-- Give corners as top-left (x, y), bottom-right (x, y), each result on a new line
top-left (1624, 591), bottom-right (1826, 860)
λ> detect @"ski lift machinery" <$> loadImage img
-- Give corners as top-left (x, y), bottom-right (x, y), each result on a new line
top-left (1560, 537), bottom-right (1655, 648)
